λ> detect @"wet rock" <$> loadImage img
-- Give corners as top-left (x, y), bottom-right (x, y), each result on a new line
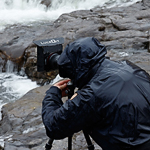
top-left (0, 85), bottom-right (48, 149)
top-left (41, 0), bottom-right (52, 8)
top-left (0, 146), bottom-right (4, 150)
top-left (0, 53), bottom-right (7, 72)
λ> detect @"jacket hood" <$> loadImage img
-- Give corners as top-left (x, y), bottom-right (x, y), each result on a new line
top-left (57, 37), bottom-right (107, 88)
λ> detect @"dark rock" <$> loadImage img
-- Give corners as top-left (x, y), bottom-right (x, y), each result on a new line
top-left (0, 85), bottom-right (48, 149)
top-left (41, 0), bottom-right (52, 8)
top-left (0, 145), bottom-right (4, 150)
top-left (0, 53), bottom-right (7, 72)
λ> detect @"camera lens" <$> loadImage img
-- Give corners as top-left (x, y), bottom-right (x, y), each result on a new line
top-left (46, 53), bottom-right (60, 71)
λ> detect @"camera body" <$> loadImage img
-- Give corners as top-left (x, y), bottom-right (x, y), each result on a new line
top-left (33, 37), bottom-right (64, 72)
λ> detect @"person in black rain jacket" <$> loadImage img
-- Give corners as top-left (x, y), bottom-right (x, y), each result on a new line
top-left (42, 37), bottom-right (150, 150)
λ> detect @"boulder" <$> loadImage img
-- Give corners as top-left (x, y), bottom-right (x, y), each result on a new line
top-left (41, 0), bottom-right (52, 8)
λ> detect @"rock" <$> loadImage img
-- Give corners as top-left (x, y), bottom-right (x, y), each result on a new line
top-left (0, 145), bottom-right (4, 150)
top-left (0, 53), bottom-right (7, 72)
top-left (0, 85), bottom-right (48, 135)
top-left (0, 85), bottom-right (48, 149)
top-left (41, 0), bottom-right (52, 8)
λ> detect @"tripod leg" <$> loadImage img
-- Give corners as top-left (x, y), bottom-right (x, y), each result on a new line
top-left (68, 136), bottom-right (72, 150)
top-left (83, 130), bottom-right (94, 150)
top-left (45, 138), bottom-right (54, 150)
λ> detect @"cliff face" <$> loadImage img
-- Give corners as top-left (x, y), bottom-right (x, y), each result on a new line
top-left (0, 0), bottom-right (150, 149)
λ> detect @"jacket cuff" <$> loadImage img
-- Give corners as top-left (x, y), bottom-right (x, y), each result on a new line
top-left (46, 86), bottom-right (62, 99)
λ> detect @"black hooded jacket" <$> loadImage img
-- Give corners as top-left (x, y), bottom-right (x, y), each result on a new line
top-left (42, 37), bottom-right (150, 150)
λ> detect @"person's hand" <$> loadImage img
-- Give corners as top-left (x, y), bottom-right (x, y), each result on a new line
top-left (53, 79), bottom-right (70, 97)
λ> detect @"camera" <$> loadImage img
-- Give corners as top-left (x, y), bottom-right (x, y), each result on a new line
top-left (33, 37), bottom-right (64, 72)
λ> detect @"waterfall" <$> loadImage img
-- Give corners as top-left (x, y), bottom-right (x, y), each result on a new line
top-left (0, 0), bottom-right (140, 31)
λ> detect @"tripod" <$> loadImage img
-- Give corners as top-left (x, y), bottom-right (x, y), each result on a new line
top-left (45, 81), bottom-right (94, 150)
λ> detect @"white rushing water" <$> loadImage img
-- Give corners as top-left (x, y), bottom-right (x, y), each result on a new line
top-left (0, 0), bottom-right (141, 31)
top-left (0, 60), bottom-right (39, 120)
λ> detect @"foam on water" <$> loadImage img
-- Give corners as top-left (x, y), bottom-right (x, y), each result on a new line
top-left (0, 135), bottom-right (12, 148)
top-left (1, 73), bottom-right (39, 100)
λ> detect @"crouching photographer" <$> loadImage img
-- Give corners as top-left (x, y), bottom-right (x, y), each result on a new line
top-left (40, 37), bottom-right (150, 150)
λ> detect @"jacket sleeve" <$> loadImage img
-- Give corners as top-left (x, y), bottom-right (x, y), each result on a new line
top-left (42, 86), bottom-right (98, 139)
